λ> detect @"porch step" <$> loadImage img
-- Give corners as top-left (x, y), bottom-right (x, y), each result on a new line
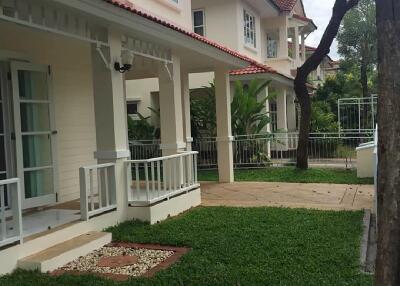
top-left (17, 231), bottom-right (112, 273)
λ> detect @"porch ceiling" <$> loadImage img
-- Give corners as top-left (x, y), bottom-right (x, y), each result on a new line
top-left (54, 0), bottom-right (252, 71)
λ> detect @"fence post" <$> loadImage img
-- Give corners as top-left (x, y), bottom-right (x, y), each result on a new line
top-left (79, 167), bottom-right (89, 221)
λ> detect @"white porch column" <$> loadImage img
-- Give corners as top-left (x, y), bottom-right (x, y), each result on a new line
top-left (91, 29), bottom-right (129, 220)
top-left (294, 26), bottom-right (300, 66)
top-left (257, 85), bottom-right (271, 156)
top-left (158, 54), bottom-right (185, 156)
top-left (215, 67), bottom-right (234, 183)
top-left (276, 88), bottom-right (289, 150)
top-left (257, 85), bottom-right (272, 133)
top-left (181, 70), bottom-right (192, 151)
top-left (278, 18), bottom-right (289, 58)
top-left (276, 88), bottom-right (288, 131)
top-left (287, 93), bottom-right (297, 132)
top-left (301, 33), bottom-right (306, 62)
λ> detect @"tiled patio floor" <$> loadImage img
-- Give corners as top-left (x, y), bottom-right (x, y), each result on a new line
top-left (201, 182), bottom-right (374, 211)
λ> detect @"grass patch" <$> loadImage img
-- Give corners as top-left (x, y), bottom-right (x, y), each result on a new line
top-left (1, 207), bottom-right (372, 286)
top-left (198, 167), bottom-right (374, 185)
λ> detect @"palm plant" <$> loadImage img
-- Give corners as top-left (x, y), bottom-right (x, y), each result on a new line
top-left (231, 80), bottom-right (272, 136)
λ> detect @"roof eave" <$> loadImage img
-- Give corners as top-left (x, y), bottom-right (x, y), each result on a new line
top-left (55, 0), bottom-right (250, 69)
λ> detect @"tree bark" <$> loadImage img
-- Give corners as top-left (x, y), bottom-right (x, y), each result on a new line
top-left (374, 1), bottom-right (400, 285)
top-left (295, 0), bottom-right (359, 169)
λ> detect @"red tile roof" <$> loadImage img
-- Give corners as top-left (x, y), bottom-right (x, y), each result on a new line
top-left (230, 64), bottom-right (276, 76)
top-left (102, 0), bottom-right (293, 82)
top-left (271, 0), bottom-right (298, 12)
top-left (230, 64), bottom-right (294, 82)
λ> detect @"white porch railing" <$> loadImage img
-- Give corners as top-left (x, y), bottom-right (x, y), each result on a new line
top-left (0, 178), bottom-right (23, 248)
top-left (79, 163), bottom-right (117, 221)
top-left (126, 151), bottom-right (199, 206)
top-left (129, 132), bottom-right (374, 169)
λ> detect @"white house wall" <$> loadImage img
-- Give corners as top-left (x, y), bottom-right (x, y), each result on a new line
top-left (127, 0), bottom-right (192, 30)
top-left (192, 0), bottom-right (240, 52)
top-left (126, 78), bottom-right (159, 118)
top-left (0, 22), bottom-right (97, 203)
top-left (237, 0), bottom-right (263, 62)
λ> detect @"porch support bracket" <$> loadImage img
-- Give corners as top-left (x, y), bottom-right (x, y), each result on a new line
top-left (96, 43), bottom-right (111, 70)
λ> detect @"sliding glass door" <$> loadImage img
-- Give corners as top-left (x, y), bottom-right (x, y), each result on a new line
top-left (11, 62), bottom-right (57, 209)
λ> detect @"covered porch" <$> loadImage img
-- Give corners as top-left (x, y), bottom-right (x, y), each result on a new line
top-left (0, 0), bottom-right (250, 274)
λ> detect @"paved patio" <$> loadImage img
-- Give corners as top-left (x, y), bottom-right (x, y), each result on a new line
top-left (201, 182), bottom-right (374, 211)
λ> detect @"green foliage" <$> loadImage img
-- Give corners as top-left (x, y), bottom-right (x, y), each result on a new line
top-left (127, 113), bottom-right (159, 140)
top-left (190, 84), bottom-right (217, 138)
top-left (337, 0), bottom-right (376, 65)
top-left (231, 80), bottom-right (271, 136)
top-left (310, 101), bottom-right (338, 133)
top-left (191, 79), bottom-right (272, 137)
top-left (337, 0), bottom-right (377, 95)
top-left (198, 167), bottom-right (374, 185)
top-left (315, 72), bottom-right (362, 113)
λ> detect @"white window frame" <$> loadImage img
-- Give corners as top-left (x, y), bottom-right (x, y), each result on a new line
top-left (192, 9), bottom-right (206, 36)
top-left (243, 9), bottom-right (256, 48)
top-left (155, 0), bottom-right (181, 12)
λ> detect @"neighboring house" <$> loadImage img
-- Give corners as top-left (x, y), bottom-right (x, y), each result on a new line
top-left (126, 0), bottom-right (318, 137)
top-left (304, 46), bottom-right (340, 85)
top-left (0, 0), bottom-right (256, 274)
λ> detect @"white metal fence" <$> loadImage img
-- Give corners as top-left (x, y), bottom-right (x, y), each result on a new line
top-left (0, 178), bottom-right (23, 247)
top-left (126, 151), bottom-right (199, 206)
top-left (338, 96), bottom-right (377, 133)
top-left (79, 163), bottom-right (117, 220)
top-left (130, 132), bottom-right (374, 170)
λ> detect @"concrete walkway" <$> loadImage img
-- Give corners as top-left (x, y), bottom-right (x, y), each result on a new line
top-left (201, 182), bottom-right (374, 211)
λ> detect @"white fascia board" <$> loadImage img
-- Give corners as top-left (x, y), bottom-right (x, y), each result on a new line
top-left (53, 0), bottom-right (249, 68)
top-left (230, 73), bottom-right (294, 87)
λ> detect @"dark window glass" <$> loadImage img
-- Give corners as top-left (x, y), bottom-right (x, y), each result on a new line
top-left (127, 102), bottom-right (138, 115)
top-left (194, 27), bottom-right (204, 36)
top-left (193, 11), bottom-right (204, 27)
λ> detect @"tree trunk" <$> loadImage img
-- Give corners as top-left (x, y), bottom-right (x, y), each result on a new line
top-left (294, 77), bottom-right (311, 169)
top-left (374, 1), bottom-right (400, 285)
top-left (294, 0), bottom-right (360, 169)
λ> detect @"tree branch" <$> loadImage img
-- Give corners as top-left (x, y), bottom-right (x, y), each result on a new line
top-left (296, 0), bottom-right (361, 82)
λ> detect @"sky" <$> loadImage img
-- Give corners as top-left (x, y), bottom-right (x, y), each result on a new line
top-left (302, 0), bottom-right (340, 60)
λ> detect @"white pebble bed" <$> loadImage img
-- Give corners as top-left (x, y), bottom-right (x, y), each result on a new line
top-left (60, 246), bottom-right (174, 277)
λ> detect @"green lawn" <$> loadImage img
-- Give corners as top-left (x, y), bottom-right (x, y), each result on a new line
top-left (1, 207), bottom-right (372, 286)
top-left (199, 167), bottom-right (374, 185)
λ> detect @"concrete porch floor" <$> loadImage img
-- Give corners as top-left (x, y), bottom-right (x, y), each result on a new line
top-left (200, 182), bottom-right (374, 211)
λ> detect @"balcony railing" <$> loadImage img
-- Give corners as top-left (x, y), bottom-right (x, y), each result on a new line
top-left (126, 151), bottom-right (199, 206)
top-left (79, 163), bottom-right (117, 220)
top-left (0, 178), bottom-right (23, 248)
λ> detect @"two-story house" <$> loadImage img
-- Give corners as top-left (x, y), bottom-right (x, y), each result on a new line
top-left (126, 0), bottom-right (317, 138)
top-left (0, 0), bottom-right (259, 274)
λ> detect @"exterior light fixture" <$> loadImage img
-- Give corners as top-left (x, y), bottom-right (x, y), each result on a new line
top-left (114, 50), bottom-right (135, 73)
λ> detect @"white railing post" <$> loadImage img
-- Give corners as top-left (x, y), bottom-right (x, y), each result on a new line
top-left (79, 163), bottom-right (117, 220)
top-left (126, 151), bottom-right (200, 206)
top-left (79, 167), bottom-right (89, 221)
top-left (0, 178), bottom-right (23, 247)
top-left (13, 179), bottom-right (23, 245)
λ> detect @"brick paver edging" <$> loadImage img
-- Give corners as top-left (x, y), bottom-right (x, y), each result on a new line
top-left (50, 242), bottom-right (190, 281)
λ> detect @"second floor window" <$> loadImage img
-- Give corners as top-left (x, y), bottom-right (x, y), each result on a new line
top-left (243, 10), bottom-right (256, 48)
top-left (193, 9), bottom-right (205, 36)
top-left (267, 32), bottom-right (278, 58)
